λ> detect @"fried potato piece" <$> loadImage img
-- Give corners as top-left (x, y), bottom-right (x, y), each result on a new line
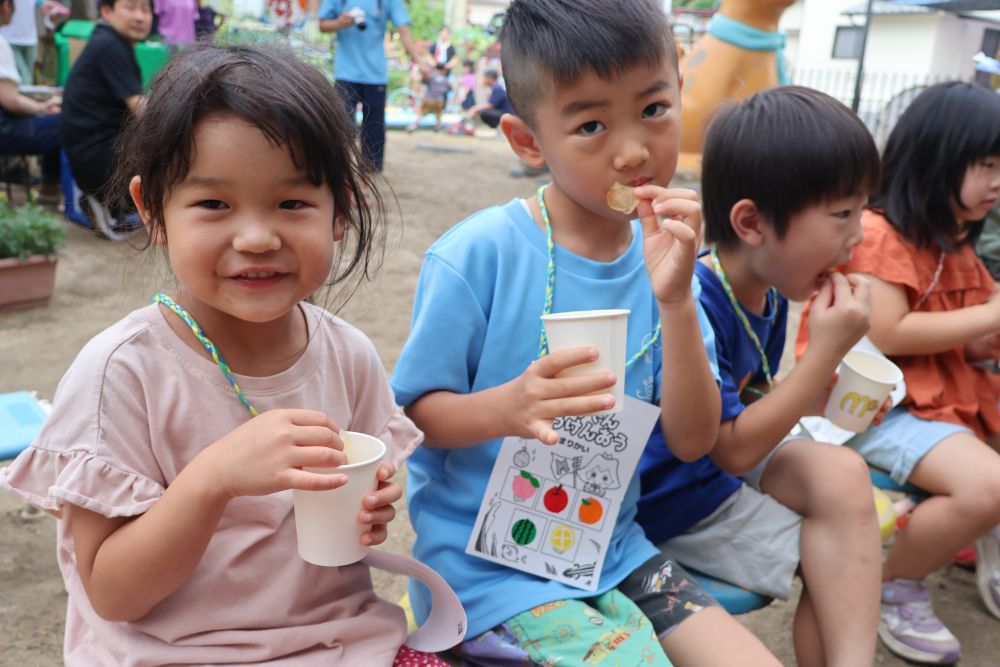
top-left (606, 182), bottom-right (637, 215)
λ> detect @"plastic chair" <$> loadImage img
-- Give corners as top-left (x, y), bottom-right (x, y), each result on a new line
top-left (688, 570), bottom-right (772, 615)
top-left (869, 465), bottom-right (928, 500)
top-left (60, 150), bottom-right (90, 228)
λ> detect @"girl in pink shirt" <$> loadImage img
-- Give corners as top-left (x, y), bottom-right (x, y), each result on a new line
top-left (1, 44), bottom-right (444, 666)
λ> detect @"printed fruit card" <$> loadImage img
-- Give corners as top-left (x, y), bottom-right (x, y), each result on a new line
top-left (466, 397), bottom-right (659, 590)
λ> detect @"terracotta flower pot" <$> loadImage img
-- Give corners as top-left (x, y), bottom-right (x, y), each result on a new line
top-left (0, 254), bottom-right (58, 312)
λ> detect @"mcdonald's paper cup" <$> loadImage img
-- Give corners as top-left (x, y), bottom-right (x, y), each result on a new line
top-left (823, 350), bottom-right (903, 433)
top-left (541, 309), bottom-right (629, 415)
top-left (293, 431), bottom-right (386, 567)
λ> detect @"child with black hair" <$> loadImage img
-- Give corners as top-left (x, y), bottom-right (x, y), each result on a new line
top-left (391, 0), bottom-right (780, 664)
top-left (798, 81), bottom-right (1000, 665)
top-left (1, 44), bottom-right (439, 666)
top-left (60, 0), bottom-right (150, 236)
top-left (638, 86), bottom-right (884, 667)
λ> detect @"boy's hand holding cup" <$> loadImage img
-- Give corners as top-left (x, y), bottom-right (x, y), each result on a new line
top-left (506, 310), bottom-right (629, 445)
top-left (808, 273), bottom-right (903, 432)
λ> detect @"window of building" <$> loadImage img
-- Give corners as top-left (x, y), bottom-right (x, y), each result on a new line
top-left (832, 26), bottom-right (865, 60)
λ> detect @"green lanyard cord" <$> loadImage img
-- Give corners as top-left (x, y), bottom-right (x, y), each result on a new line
top-left (708, 248), bottom-right (778, 391)
top-left (536, 184), bottom-right (662, 369)
top-left (152, 293), bottom-right (259, 417)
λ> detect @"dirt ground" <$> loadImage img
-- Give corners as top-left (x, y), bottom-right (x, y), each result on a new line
top-left (1, 130), bottom-right (998, 665)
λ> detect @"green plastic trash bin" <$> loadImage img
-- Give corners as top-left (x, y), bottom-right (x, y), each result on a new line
top-left (54, 20), bottom-right (170, 88)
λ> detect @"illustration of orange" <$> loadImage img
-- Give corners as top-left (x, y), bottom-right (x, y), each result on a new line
top-left (578, 497), bottom-right (603, 525)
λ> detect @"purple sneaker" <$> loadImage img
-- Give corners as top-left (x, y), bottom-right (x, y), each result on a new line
top-left (879, 579), bottom-right (961, 664)
top-left (976, 530), bottom-right (1000, 619)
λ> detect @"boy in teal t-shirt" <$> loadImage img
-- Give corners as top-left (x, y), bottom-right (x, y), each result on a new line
top-left (390, 0), bottom-right (781, 664)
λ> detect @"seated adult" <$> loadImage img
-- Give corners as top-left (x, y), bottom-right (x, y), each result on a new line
top-left (60, 0), bottom-right (150, 230)
top-left (0, 0), bottom-right (61, 202)
top-left (465, 68), bottom-right (511, 128)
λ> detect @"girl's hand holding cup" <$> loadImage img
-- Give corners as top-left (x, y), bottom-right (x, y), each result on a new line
top-left (201, 408), bottom-right (347, 500)
top-left (358, 461), bottom-right (402, 546)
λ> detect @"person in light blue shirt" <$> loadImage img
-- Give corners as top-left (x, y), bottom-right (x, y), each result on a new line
top-left (390, 1), bottom-right (782, 664)
top-left (318, 0), bottom-right (417, 171)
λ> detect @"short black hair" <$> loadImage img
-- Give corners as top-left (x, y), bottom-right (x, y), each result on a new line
top-left (115, 44), bottom-right (385, 294)
top-left (483, 68), bottom-right (498, 80)
top-left (499, 0), bottom-right (676, 127)
top-left (702, 86), bottom-right (880, 248)
top-left (874, 81), bottom-right (1000, 251)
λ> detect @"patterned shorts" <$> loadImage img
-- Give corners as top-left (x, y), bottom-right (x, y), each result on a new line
top-left (452, 556), bottom-right (717, 666)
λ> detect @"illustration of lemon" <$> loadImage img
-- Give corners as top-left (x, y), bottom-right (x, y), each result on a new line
top-left (550, 524), bottom-right (576, 554)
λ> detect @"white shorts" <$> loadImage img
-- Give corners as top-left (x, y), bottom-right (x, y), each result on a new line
top-left (658, 428), bottom-right (806, 601)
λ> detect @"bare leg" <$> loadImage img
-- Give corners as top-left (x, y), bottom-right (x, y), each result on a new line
top-left (661, 606), bottom-right (781, 667)
top-left (793, 584), bottom-right (826, 667)
top-left (760, 440), bottom-right (880, 667)
top-left (884, 433), bottom-right (1000, 580)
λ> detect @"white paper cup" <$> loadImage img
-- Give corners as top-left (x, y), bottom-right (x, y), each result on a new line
top-left (541, 309), bottom-right (630, 415)
top-left (823, 350), bottom-right (903, 433)
top-left (293, 431), bottom-right (386, 567)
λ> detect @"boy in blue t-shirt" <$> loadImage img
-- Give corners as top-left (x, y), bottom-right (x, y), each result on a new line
top-left (391, 0), bottom-right (780, 664)
top-left (638, 86), bottom-right (885, 666)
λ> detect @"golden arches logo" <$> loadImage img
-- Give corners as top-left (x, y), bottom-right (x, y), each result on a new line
top-left (839, 392), bottom-right (879, 418)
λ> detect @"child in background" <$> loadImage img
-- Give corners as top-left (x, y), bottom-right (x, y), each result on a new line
top-left (459, 58), bottom-right (476, 111)
top-left (0, 45), bottom-right (434, 667)
top-left (638, 86), bottom-right (884, 667)
top-left (798, 81), bottom-right (1000, 665)
top-left (61, 0), bottom-right (151, 236)
top-left (391, 0), bottom-right (780, 664)
top-left (413, 63), bottom-right (449, 132)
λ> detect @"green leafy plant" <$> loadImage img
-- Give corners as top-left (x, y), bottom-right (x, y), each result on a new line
top-left (0, 204), bottom-right (66, 260)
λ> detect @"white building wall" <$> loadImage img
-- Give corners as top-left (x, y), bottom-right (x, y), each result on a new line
top-left (863, 14), bottom-right (940, 74)
top-left (781, 0), bottom-right (858, 72)
top-left (929, 14), bottom-right (987, 79)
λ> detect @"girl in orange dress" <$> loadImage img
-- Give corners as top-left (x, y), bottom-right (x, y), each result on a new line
top-left (799, 81), bottom-right (1000, 665)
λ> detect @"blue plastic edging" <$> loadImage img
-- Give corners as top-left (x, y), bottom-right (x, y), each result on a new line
top-left (0, 391), bottom-right (47, 461)
top-left (689, 570), bottom-right (772, 615)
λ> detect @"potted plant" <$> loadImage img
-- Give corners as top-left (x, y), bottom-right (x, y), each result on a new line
top-left (0, 203), bottom-right (66, 311)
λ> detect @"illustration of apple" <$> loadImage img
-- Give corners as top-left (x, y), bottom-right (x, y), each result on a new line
top-left (544, 484), bottom-right (569, 513)
top-left (512, 470), bottom-right (540, 501)
top-left (578, 497), bottom-right (603, 525)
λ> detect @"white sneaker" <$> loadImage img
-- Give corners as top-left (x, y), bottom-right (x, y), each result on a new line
top-left (976, 529), bottom-right (1000, 620)
top-left (86, 197), bottom-right (134, 242)
top-left (879, 579), bottom-right (961, 664)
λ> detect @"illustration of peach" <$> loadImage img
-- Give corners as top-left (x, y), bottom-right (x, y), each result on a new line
top-left (511, 470), bottom-right (539, 501)
top-left (578, 497), bottom-right (603, 525)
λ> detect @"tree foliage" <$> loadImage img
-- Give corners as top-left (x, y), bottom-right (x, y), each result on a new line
top-left (405, 0), bottom-right (445, 41)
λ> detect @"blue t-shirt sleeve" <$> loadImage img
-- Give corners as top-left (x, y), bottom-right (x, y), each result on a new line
top-left (388, 0), bottom-right (410, 26)
top-left (390, 253), bottom-right (487, 407)
top-left (317, 0), bottom-right (343, 20)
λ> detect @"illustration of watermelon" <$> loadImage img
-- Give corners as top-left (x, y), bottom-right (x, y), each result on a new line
top-left (511, 518), bottom-right (537, 545)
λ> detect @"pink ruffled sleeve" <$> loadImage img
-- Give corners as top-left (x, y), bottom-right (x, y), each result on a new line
top-left (1, 322), bottom-right (167, 518)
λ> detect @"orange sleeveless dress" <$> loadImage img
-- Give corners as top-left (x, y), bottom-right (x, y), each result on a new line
top-left (796, 211), bottom-right (1000, 439)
